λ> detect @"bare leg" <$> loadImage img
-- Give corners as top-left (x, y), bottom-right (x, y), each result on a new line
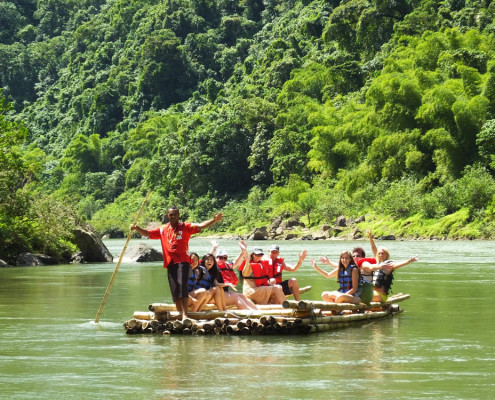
top-left (322, 291), bottom-right (338, 302)
top-left (271, 286), bottom-right (286, 304)
top-left (335, 293), bottom-right (361, 304)
top-left (177, 296), bottom-right (189, 320)
top-left (213, 288), bottom-right (226, 311)
top-left (238, 294), bottom-right (258, 310)
top-left (225, 292), bottom-right (258, 310)
top-left (195, 289), bottom-right (214, 311)
top-left (288, 278), bottom-right (300, 301)
top-left (191, 290), bottom-right (208, 312)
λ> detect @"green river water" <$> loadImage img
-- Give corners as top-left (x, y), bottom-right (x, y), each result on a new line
top-left (1, 238), bottom-right (494, 399)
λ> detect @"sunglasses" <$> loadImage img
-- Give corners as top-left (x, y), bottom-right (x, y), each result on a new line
top-left (217, 256), bottom-right (228, 260)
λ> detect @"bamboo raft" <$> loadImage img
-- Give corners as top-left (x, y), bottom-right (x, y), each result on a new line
top-left (123, 293), bottom-right (410, 335)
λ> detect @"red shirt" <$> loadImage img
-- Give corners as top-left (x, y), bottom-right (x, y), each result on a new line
top-left (148, 222), bottom-right (200, 267)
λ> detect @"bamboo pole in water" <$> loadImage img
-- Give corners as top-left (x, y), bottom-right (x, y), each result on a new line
top-left (94, 189), bottom-right (151, 323)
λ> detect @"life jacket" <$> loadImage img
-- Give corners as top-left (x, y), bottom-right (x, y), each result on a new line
top-left (269, 257), bottom-right (284, 284)
top-left (361, 270), bottom-right (374, 284)
top-left (188, 266), bottom-right (214, 290)
top-left (374, 270), bottom-right (394, 294)
top-left (357, 257), bottom-right (377, 283)
top-left (338, 264), bottom-right (360, 293)
top-left (244, 262), bottom-right (269, 286)
top-left (217, 261), bottom-right (238, 286)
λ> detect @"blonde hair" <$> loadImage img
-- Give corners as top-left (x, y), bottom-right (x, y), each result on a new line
top-left (377, 247), bottom-right (390, 261)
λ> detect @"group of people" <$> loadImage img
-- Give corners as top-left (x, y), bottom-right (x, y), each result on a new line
top-left (311, 229), bottom-right (418, 305)
top-left (184, 240), bottom-right (308, 313)
top-left (131, 207), bottom-right (418, 322)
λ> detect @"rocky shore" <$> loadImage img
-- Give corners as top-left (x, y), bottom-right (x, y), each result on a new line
top-left (219, 215), bottom-right (397, 242)
top-left (1, 215), bottom-right (400, 267)
top-left (0, 222), bottom-right (113, 267)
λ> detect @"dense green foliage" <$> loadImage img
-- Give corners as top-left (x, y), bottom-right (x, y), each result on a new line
top-left (3, 0), bottom-right (495, 248)
top-left (0, 90), bottom-right (77, 262)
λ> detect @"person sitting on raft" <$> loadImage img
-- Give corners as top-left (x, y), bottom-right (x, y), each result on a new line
top-left (239, 244), bottom-right (286, 305)
top-left (215, 248), bottom-right (242, 291)
top-left (215, 244), bottom-right (258, 310)
top-left (311, 251), bottom-right (362, 304)
top-left (187, 253), bottom-right (225, 312)
top-left (351, 229), bottom-right (380, 284)
top-left (266, 245), bottom-right (307, 301)
top-left (366, 247), bottom-right (418, 302)
top-left (187, 252), bottom-right (213, 312)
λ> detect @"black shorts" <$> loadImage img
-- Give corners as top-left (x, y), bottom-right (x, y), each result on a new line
top-left (281, 279), bottom-right (292, 295)
top-left (167, 262), bottom-right (190, 302)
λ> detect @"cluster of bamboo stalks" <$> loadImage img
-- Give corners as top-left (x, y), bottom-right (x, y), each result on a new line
top-left (123, 294), bottom-right (409, 336)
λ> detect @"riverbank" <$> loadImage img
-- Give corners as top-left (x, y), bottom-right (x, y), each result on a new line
top-left (203, 209), bottom-right (495, 241)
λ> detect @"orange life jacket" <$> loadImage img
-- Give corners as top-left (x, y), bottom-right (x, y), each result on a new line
top-left (269, 257), bottom-right (284, 284)
top-left (244, 262), bottom-right (269, 286)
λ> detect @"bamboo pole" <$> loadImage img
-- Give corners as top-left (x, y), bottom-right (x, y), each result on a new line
top-left (299, 310), bottom-right (390, 325)
top-left (283, 294), bottom-right (410, 311)
top-left (149, 303), bottom-right (288, 312)
top-left (133, 311), bottom-right (154, 320)
top-left (94, 189), bottom-right (152, 323)
top-left (149, 303), bottom-right (220, 312)
top-left (161, 308), bottom-right (312, 320)
top-left (286, 285), bottom-right (312, 298)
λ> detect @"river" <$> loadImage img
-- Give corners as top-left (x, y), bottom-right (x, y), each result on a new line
top-left (1, 238), bottom-right (494, 399)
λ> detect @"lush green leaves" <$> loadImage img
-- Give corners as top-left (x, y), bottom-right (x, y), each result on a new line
top-left (3, 1), bottom-right (495, 241)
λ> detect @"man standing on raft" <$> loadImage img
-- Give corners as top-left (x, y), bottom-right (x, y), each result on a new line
top-left (131, 207), bottom-right (223, 322)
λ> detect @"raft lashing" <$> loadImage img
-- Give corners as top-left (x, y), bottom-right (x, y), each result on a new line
top-left (123, 293), bottom-right (410, 335)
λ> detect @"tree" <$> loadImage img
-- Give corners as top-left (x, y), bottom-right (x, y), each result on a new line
top-left (62, 134), bottom-right (102, 173)
top-left (0, 91), bottom-right (28, 214)
top-left (476, 119), bottom-right (495, 169)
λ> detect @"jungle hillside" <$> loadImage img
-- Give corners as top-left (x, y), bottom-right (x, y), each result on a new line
top-left (3, 0), bottom-right (495, 262)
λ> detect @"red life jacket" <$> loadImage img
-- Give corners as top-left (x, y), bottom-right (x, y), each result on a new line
top-left (268, 257), bottom-right (285, 284)
top-left (245, 262), bottom-right (269, 286)
top-left (217, 261), bottom-right (239, 286)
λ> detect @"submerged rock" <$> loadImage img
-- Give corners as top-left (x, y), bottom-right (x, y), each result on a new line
top-left (16, 253), bottom-right (58, 266)
top-left (120, 243), bottom-right (163, 262)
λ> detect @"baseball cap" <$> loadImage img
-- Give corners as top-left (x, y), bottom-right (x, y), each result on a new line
top-left (253, 247), bottom-right (264, 255)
